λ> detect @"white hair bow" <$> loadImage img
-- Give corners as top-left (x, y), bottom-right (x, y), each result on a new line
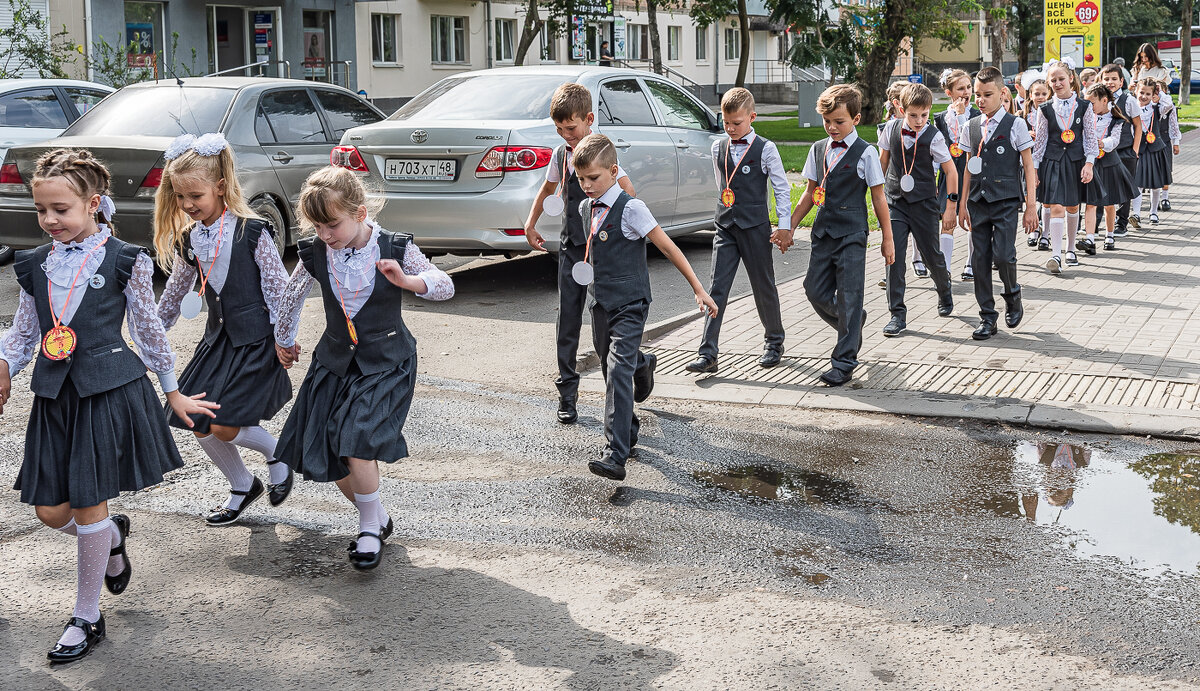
top-left (163, 132), bottom-right (230, 161)
top-left (164, 133), bottom-right (196, 161)
top-left (97, 194), bottom-right (116, 220)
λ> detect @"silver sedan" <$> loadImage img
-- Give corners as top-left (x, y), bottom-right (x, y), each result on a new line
top-left (334, 66), bottom-right (724, 255)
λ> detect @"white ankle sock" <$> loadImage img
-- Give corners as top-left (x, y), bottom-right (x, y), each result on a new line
top-left (939, 233), bottom-right (955, 268)
top-left (54, 518), bottom-right (77, 536)
top-left (59, 518), bottom-right (112, 646)
top-left (1132, 191), bottom-right (1143, 215)
top-left (106, 518), bottom-right (125, 578)
top-left (353, 491), bottom-right (384, 554)
top-left (197, 434), bottom-right (254, 511)
top-left (1049, 217), bottom-right (1065, 257)
top-left (1151, 189), bottom-right (1161, 212)
top-left (231, 426), bottom-right (287, 484)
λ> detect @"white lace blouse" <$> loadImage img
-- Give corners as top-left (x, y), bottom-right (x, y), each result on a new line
top-left (274, 222), bottom-right (455, 348)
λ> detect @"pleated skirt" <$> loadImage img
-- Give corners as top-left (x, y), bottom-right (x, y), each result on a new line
top-left (1037, 156), bottom-right (1087, 207)
top-left (15, 377), bottom-right (184, 508)
top-left (1135, 148), bottom-right (1172, 189)
top-left (167, 332), bottom-right (292, 433)
top-left (1088, 160), bottom-right (1138, 207)
top-left (274, 355), bottom-right (417, 483)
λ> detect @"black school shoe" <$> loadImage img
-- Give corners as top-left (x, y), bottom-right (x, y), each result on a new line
top-left (1075, 238), bottom-right (1096, 255)
top-left (557, 395), bottom-right (578, 424)
top-left (104, 514), bottom-right (132, 595)
top-left (348, 533), bottom-right (385, 571)
top-left (972, 320), bottom-right (998, 340)
top-left (267, 462), bottom-right (294, 506)
top-left (633, 353), bottom-right (657, 402)
top-left (205, 477), bottom-right (265, 526)
top-left (684, 356), bottom-right (718, 374)
top-left (1038, 236), bottom-right (1051, 251)
top-left (1104, 237), bottom-right (1116, 251)
top-left (758, 345), bottom-right (784, 368)
top-left (913, 260), bottom-right (928, 278)
top-left (819, 368), bottom-right (853, 386)
top-left (588, 458), bottom-right (627, 481)
top-left (961, 267), bottom-right (974, 281)
top-left (1161, 198), bottom-right (1171, 211)
top-left (47, 615), bottom-right (105, 664)
top-left (1027, 232), bottom-right (1039, 247)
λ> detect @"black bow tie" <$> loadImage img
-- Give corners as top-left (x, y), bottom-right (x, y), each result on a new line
top-left (831, 140), bottom-right (848, 149)
top-left (731, 138), bottom-right (749, 145)
top-left (593, 201), bottom-right (608, 209)
top-left (901, 128), bottom-right (918, 137)
top-left (63, 245), bottom-right (81, 252)
top-left (344, 248), bottom-right (358, 260)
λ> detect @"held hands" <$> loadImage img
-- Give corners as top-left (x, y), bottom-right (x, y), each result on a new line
top-left (1080, 163), bottom-right (1094, 184)
top-left (276, 342), bottom-right (301, 369)
top-left (940, 209), bottom-right (957, 233)
top-left (770, 227), bottom-right (795, 254)
top-left (377, 259), bottom-right (427, 293)
top-left (525, 225), bottom-right (546, 252)
top-left (695, 290), bottom-right (719, 318)
top-left (0, 361), bottom-right (10, 416)
top-left (166, 390), bottom-right (219, 428)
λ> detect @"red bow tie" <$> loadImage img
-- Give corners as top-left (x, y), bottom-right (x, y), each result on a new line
top-left (831, 140), bottom-right (848, 149)
top-left (902, 128), bottom-right (918, 137)
top-left (731, 138), bottom-right (749, 145)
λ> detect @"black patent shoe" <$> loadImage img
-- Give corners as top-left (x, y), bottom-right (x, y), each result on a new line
top-left (380, 517), bottom-right (394, 541)
top-left (757, 346), bottom-right (783, 368)
top-left (557, 395), bottom-right (578, 425)
top-left (1038, 236), bottom-right (1051, 251)
top-left (104, 514), bottom-right (132, 595)
top-left (684, 355), bottom-right (718, 373)
top-left (348, 533), bottom-right (385, 570)
top-left (205, 477), bottom-right (265, 526)
top-left (633, 352), bottom-right (657, 402)
top-left (973, 320), bottom-right (998, 340)
top-left (937, 297), bottom-right (954, 317)
top-left (1005, 293), bottom-right (1024, 329)
top-left (588, 458), bottom-right (627, 481)
top-left (267, 462), bottom-right (294, 506)
top-left (913, 260), bottom-right (928, 278)
top-left (47, 615), bottom-right (105, 664)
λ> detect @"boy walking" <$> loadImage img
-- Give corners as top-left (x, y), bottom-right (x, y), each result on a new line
top-left (685, 88), bottom-right (791, 374)
top-left (571, 134), bottom-right (717, 481)
top-left (773, 85), bottom-right (894, 386)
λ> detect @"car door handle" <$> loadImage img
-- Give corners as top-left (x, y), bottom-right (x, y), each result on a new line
top-left (675, 141), bottom-right (691, 149)
top-left (272, 152), bottom-right (294, 163)
top-left (614, 140), bottom-right (632, 150)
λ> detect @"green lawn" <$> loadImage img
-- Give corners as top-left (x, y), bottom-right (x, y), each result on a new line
top-left (754, 119), bottom-right (879, 144)
top-left (763, 103), bottom-right (949, 120)
top-left (1176, 102), bottom-right (1200, 120)
top-left (768, 183), bottom-right (882, 232)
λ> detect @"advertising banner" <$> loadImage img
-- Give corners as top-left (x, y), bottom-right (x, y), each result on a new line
top-left (1044, 0), bottom-right (1102, 68)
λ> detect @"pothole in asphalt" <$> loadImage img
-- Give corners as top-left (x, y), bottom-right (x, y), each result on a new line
top-left (691, 464), bottom-right (898, 513)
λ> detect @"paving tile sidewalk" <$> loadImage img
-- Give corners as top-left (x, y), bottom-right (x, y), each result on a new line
top-left (584, 133), bottom-right (1200, 438)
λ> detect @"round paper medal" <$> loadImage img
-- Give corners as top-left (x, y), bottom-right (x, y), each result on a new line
top-left (721, 188), bottom-right (735, 207)
top-left (542, 195), bottom-right (565, 217)
top-left (1060, 129), bottom-right (1075, 144)
top-left (813, 187), bottom-right (826, 205)
top-left (571, 261), bottom-right (594, 285)
top-left (900, 174), bottom-right (915, 193)
top-left (1147, 132), bottom-right (1157, 144)
top-left (346, 318), bottom-right (358, 345)
top-left (180, 291), bottom-right (204, 320)
top-left (967, 157), bottom-right (983, 175)
top-left (949, 143), bottom-right (963, 158)
top-left (1097, 148), bottom-right (1105, 159)
top-left (41, 325), bottom-right (76, 361)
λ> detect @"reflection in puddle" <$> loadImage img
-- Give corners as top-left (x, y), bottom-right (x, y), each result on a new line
top-left (692, 465), bottom-right (866, 508)
top-left (987, 442), bottom-right (1200, 575)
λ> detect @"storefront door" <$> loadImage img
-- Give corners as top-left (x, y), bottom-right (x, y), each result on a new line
top-left (247, 8), bottom-right (283, 76)
top-left (207, 6), bottom-right (283, 77)
top-left (302, 10), bottom-right (335, 83)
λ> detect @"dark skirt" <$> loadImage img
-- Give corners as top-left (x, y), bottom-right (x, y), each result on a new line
top-left (167, 332), bottom-right (292, 433)
top-left (275, 355), bottom-right (417, 483)
top-left (15, 377), bottom-right (184, 508)
top-left (1037, 157), bottom-right (1087, 207)
top-left (1088, 159), bottom-right (1138, 207)
top-left (1135, 148), bottom-right (1172, 189)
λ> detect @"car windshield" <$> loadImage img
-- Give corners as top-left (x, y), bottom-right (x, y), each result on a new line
top-left (63, 86), bottom-right (235, 136)
top-left (390, 75), bottom-right (568, 121)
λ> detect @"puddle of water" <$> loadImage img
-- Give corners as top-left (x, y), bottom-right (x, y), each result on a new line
top-left (782, 567), bottom-right (832, 586)
top-left (692, 465), bottom-right (868, 508)
top-left (989, 442), bottom-right (1200, 576)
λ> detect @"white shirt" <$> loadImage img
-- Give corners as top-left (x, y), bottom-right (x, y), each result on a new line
top-left (545, 143), bottom-right (629, 184)
top-left (878, 119), bottom-right (952, 174)
top-left (186, 210), bottom-right (234, 293)
top-left (709, 128), bottom-right (793, 230)
top-left (800, 131), bottom-right (886, 187)
top-left (962, 109), bottom-right (1035, 153)
top-left (1094, 109), bottom-right (1120, 154)
top-left (939, 108), bottom-right (973, 149)
top-left (583, 182), bottom-right (658, 241)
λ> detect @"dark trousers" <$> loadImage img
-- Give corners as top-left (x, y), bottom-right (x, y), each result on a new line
top-left (555, 241), bottom-right (589, 399)
top-left (968, 198), bottom-right (1021, 321)
top-left (591, 299), bottom-right (649, 465)
top-left (886, 198), bottom-right (951, 320)
top-left (804, 231), bottom-right (866, 373)
top-left (1110, 154), bottom-right (1138, 230)
top-left (698, 221), bottom-right (784, 359)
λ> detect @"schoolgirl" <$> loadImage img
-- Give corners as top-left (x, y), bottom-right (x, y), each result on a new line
top-left (1081, 84), bottom-right (1138, 252)
top-left (1099, 63), bottom-right (1143, 237)
top-left (1033, 61), bottom-right (1099, 274)
top-left (0, 149), bottom-right (217, 662)
top-left (1023, 78), bottom-right (1052, 248)
top-left (1133, 78), bottom-right (1176, 225)
top-left (1156, 80), bottom-right (1182, 213)
top-left (933, 68), bottom-right (979, 280)
top-left (154, 133), bottom-right (294, 525)
top-left (273, 166), bottom-right (454, 571)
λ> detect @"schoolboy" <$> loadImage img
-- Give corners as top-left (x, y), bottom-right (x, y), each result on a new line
top-left (686, 87), bottom-right (790, 374)
top-left (1099, 63), bottom-right (1142, 235)
top-left (524, 82), bottom-right (651, 426)
top-left (571, 134), bottom-right (717, 481)
top-left (958, 66), bottom-right (1038, 340)
top-left (773, 84), bottom-right (895, 386)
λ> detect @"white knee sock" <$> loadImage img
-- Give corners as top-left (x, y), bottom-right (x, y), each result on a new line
top-left (963, 236), bottom-right (973, 270)
top-left (940, 233), bottom-right (955, 268)
top-left (197, 434), bottom-right (254, 510)
top-left (1066, 211), bottom-right (1079, 248)
top-left (353, 491), bottom-right (384, 554)
top-left (1132, 191), bottom-right (1143, 216)
top-left (59, 518), bottom-right (112, 646)
top-left (1049, 217), bottom-right (1065, 257)
top-left (54, 518), bottom-right (77, 536)
top-left (1151, 189), bottom-right (1161, 213)
top-left (231, 426), bottom-right (287, 484)
top-left (1041, 207), bottom-right (1050, 234)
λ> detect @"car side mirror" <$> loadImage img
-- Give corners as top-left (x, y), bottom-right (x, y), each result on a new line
top-left (712, 112), bottom-right (724, 132)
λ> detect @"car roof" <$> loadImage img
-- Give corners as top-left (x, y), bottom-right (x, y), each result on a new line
top-left (120, 76), bottom-right (353, 91)
top-left (437, 65), bottom-right (668, 82)
top-left (0, 78), bottom-right (115, 93)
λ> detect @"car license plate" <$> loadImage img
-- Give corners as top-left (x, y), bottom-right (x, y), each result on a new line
top-left (384, 158), bottom-right (456, 181)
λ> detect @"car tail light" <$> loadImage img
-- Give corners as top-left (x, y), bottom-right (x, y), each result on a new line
top-left (332, 146), bottom-right (369, 172)
top-left (475, 146), bottom-right (554, 178)
top-left (501, 229), bottom-right (526, 236)
top-left (135, 167), bottom-right (163, 198)
top-left (0, 162), bottom-right (27, 195)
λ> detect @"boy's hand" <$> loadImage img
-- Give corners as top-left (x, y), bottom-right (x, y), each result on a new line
top-left (0, 361), bottom-right (10, 416)
top-left (881, 237), bottom-right (896, 265)
top-left (1080, 163), bottom-right (1094, 184)
top-left (166, 390), bottom-right (219, 428)
top-left (771, 227), bottom-right (795, 253)
top-left (525, 225), bottom-right (546, 251)
top-left (1174, 144), bottom-right (1181, 155)
top-left (695, 290), bottom-right (719, 318)
top-left (941, 209), bottom-right (957, 232)
top-left (1022, 208), bottom-right (1039, 233)
top-left (958, 208), bottom-right (972, 232)
top-left (276, 343), bottom-right (300, 369)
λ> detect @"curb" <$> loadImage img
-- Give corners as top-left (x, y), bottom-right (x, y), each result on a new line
top-left (576, 305), bottom-right (707, 373)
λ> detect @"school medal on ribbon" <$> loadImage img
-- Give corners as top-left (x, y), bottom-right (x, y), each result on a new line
top-left (1097, 148), bottom-right (1105, 159)
top-left (949, 143), bottom-right (963, 158)
top-left (900, 174), bottom-right (915, 193)
top-left (180, 291), bottom-right (203, 320)
top-left (542, 195), bottom-right (564, 217)
top-left (967, 157), bottom-right (983, 175)
top-left (88, 274), bottom-right (105, 289)
top-left (1060, 129), bottom-right (1075, 144)
top-left (599, 230), bottom-right (609, 242)
top-left (1147, 132), bottom-right (1157, 144)
top-left (721, 188), bottom-right (735, 207)
top-left (571, 261), bottom-right (594, 286)
top-left (346, 317), bottom-right (358, 345)
top-left (42, 325), bottom-right (76, 361)
top-left (813, 187), bottom-right (826, 205)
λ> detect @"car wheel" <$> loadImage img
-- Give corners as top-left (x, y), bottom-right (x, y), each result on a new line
top-left (251, 197), bottom-right (288, 257)
top-left (0, 244), bottom-right (13, 265)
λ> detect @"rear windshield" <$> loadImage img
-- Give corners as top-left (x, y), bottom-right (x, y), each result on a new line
top-left (63, 86), bottom-right (235, 137)
top-left (390, 75), bottom-right (570, 121)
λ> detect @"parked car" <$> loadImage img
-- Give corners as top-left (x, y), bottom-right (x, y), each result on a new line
top-left (0, 77), bottom-right (385, 253)
top-left (1169, 69), bottom-right (1200, 94)
top-left (331, 66), bottom-right (724, 255)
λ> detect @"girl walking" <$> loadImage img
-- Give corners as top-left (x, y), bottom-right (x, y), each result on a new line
top-left (1082, 84), bottom-right (1139, 252)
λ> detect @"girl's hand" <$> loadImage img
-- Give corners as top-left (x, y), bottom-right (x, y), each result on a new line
top-left (695, 290), bottom-right (718, 318)
top-left (953, 97), bottom-right (968, 115)
top-left (1174, 144), bottom-right (1181, 155)
top-left (276, 343), bottom-right (300, 368)
top-left (0, 361), bottom-right (10, 416)
top-left (1081, 163), bottom-right (1094, 184)
top-left (958, 208), bottom-right (972, 232)
top-left (377, 259), bottom-right (427, 293)
top-left (166, 390), bottom-right (219, 427)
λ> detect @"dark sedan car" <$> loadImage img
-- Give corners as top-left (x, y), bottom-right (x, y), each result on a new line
top-left (0, 77), bottom-right (385, 252)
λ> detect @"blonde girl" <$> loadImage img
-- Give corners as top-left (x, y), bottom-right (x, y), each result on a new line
top-left (155, 133), bottom-right (295, 525)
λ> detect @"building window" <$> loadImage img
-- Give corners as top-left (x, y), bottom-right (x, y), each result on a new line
top-left (696, 26), bottom-right (707, 61)
top-left (667, 26), bottom-right (681, 61)
top-left (725, 26), bottom-right (740, 61)
top-left (371, 14), bottom-right (399, 64)
top-left (495, 18), bottom-right (515, 62)
top-left (539, 23), bottom-right (557, 61)
top-left (629, 24), bottom-right (649, 60)
top-left (124, 1), bottom-right (165, 71)
top-left (431, 15), bottom-right (468, 64)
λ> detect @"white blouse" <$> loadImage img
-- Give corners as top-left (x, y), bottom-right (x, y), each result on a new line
top-left (274, 221), bottom-right (455, 348)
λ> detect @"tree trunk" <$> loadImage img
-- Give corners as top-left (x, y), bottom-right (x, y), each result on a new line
top-left (514, 0), bottom-right (541, 66)
top-left (648, 0), bottom-right (663, 74)
top-left (858, 2), bottom-right (906, 123)
top-left (989, 0), bottom-right (1006, 68)
top-left (1183, 0), bottom-right (1193, 105)
top-left (736, 0), bottom-right (750, 86)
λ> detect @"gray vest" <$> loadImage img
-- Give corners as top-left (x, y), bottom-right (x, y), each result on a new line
top-left (1146, 103), bottom-right (1169, 152)
top-left (558, 145), bottom-right (590, 247)
top-left (1114, 93), bottom-right (1137, 155)
top-left (715, 136), bottom-right (770, 229)
top-left (812, 138), bottom-right (869, 239)
top-left (580, 192), bottom-right (652, 311)
top-left (884, 123), bottom-right (938, 203)
top-left (1041, 99), bottom-right (1088, 163)
top-left (298, 231), bottom-right (417, 377)
top-left (14, 238), bottom-right (149, 398)
top-left (181, 217), bottom-right (274, 348)
top-left (967, 112), bottom-right (1023, 203)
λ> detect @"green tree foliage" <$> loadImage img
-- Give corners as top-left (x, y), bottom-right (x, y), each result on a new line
top-left (1011, 0), bottom-right (1042, 72)
top-left (1105, 0), bottom-right (1172, 42)
top-left (0, 0), bottom-right (79, 79)
top-left (691, 0), bottom-right (752, 86)
top-left (1129, 453), bottom-right (1200, 536)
